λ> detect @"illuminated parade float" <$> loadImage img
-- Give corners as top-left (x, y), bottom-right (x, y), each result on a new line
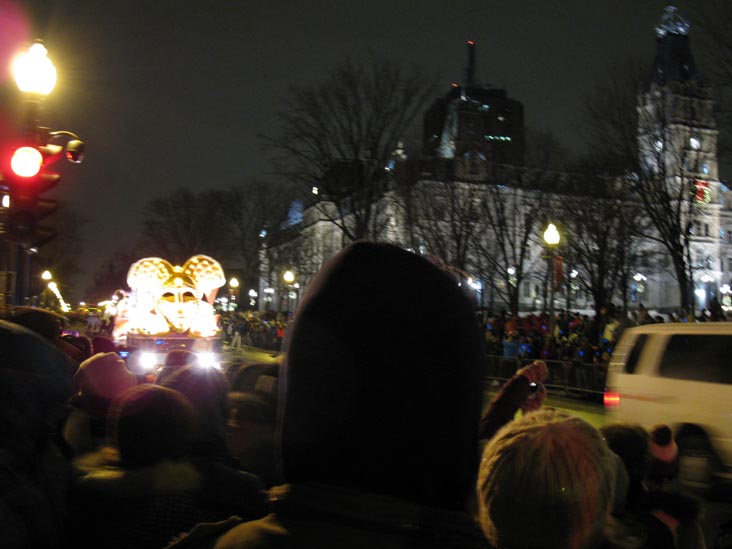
top-left (112, 255), bottom-right (226, 370)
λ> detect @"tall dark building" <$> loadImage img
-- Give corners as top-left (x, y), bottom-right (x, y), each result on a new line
top-left (423, 41), bottom-right (525, 166)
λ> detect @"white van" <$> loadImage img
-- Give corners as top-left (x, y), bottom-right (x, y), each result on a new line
top-left (604, 322), bottom-right (732, 493)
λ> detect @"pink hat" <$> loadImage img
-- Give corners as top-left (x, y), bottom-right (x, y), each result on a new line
top-left (74, 352), bottom-right (137, 400)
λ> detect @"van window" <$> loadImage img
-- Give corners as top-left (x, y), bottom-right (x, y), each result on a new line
top-left (624, 334), bottom-right (647, 374)
top-left (659, 335), bottom-right (732, 384)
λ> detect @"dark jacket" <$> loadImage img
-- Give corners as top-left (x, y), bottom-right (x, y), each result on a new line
top-left (213, 242), bottom-right (486, 548)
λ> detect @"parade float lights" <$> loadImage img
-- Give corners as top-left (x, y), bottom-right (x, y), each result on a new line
top-left (116, 255), bottom-right (226, 369)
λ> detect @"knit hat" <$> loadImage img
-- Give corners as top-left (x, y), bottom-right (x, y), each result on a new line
top-left (648, 424), bottom-right (679, 482)
top-left (74, 352), bottom-right (137, 401)
top-left (649, 424), bottom-right (678, 464)
top-left (109, 384), bottom-right (195, 468)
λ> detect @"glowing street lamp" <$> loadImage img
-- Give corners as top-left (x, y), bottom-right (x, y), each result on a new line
top-left (41, 270), bottom-right (52, 281)
top-left (283, 270), bottom-right (295, 284)
top-left (543, 222), bottom-right (561, 339)
top-left (13, 42), bottom-right (56, 96)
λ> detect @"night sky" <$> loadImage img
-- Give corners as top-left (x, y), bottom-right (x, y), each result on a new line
top-left (2, 0), bottom-right (703, 295)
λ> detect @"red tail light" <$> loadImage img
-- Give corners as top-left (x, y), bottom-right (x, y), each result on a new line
top-left (604, 391), bottom-right (620, 409)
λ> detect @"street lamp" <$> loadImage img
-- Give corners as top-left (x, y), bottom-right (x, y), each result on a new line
top-left (283, 270), bottom-right (295, 311)
top-left (543, 223), bottom-right (561, 340)
top-left (228, 277), bottom-right (239, 311)
top-left (41, 270), bottom-right (52, 281)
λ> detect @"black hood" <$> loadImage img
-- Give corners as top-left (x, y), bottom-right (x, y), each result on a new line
top-left (279, 242), bottom-right (484, 511)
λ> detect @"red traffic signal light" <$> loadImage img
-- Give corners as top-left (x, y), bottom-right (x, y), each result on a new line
top-left (10, 146), bottom-right (43, 177)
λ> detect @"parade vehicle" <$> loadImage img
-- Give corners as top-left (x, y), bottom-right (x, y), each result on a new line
top-left (110, 255), bottom-right (226, 374)
top-left (605, 322), bottom-right (732, 498)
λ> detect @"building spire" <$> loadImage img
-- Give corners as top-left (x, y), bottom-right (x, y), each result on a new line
top-left (464, 40), bottom-right (476, 86)
top-left (655, 6), bottom-right (690, 37)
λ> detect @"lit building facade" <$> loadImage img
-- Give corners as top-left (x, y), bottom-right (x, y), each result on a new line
top-left (261, 8), bottom-right (732, 315)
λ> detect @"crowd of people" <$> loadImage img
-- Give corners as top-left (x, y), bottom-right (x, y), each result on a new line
top-left (0, 242), bottom-right (721, 548)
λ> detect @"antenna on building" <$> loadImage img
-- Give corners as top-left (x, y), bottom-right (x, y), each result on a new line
top-left (464, 40), bottom-right (476, 86)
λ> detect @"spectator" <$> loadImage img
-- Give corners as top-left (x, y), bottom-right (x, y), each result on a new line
top-left (67, 384), bottom-right (265, 549)
top-left (63, 352), bottom-right (137, 456)
top-left (225, 391), bottom-right (277, 487)
top-left (214, 241), bottom-right (486, 548)
top-left (478, 409), bottom-right (616, 549)
top-left (155, 349), bottom-right (199, 386)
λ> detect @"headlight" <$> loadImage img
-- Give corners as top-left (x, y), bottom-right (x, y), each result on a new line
top-left (140, 352), bottom-right (158, 371)
top-left (197, 352), bottom-right (220, 369)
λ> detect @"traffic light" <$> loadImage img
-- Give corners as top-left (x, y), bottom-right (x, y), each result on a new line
top-left (2, 143), bottom-right (63, 244)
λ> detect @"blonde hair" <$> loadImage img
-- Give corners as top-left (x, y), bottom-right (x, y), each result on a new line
top-left (477, 410), bottom-right (615, 549)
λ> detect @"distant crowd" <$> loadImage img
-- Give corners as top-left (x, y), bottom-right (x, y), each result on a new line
top-left (0, 242), bottom-right (723, 548)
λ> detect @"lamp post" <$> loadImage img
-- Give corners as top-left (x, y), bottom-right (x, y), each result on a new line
top-left (543, 223), bottom-right (561, 341)
top-left (7, 41), bottom-right (85, 305)
top-left (283, 270), bottom-right (295, 312)
top-left (228, 277), bottom-right (239, 312)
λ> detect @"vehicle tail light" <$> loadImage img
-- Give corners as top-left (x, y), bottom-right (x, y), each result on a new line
top-left (604, 391), bottom-right (620, 409)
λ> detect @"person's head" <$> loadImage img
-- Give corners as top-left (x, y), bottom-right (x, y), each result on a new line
top-left (161, 364), bottom-right (229, 457)
top-left (155, 350), bottom-right (198, 385)
top-left (108, 384), bottom-right (195, 469)
top-left (599, 423), bottom-right (651, 484)
top-left (74, 352), bottom-right (137, 401)
top-left (226, 391), bottom-right (277, 484)
top-left (478, 410), bottom-right (616, 549)
top-left (279, 242), bottom-right (484, 510)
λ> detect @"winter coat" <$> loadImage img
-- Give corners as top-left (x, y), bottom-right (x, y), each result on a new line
top-left (212, 242), bottom-right (486, 548)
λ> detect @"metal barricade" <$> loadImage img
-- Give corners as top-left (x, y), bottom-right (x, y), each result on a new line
top-left (484, 354), bottom-right (607, 400)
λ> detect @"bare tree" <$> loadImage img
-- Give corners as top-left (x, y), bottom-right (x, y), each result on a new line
top-left (473, 165), bottom-right (550, 316)
top-left (556, 175), bottom-right (647, 315)
top-left (407, 179), bottom-right (481, 274)
top-left (214, 179), bottom-right (294, 292)
top-left (138, 188), bottom-right (230, 263)
top-left (265, 56), bottom-right (435, 243)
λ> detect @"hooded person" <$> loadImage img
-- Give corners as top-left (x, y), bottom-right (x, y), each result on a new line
top-left (214, 241), bottom-right (486, 548)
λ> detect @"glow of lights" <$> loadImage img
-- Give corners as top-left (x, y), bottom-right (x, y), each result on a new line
top-left (140, 352), bottom-right (158, 371)
top-left (11, 147), bottom-right (43, 177)
top-left (720, 284), bottom-right (731, 295)
top-left (1, 195), bottom-right (9, 208)
top-left (229, 277), bottom-right (239, 288)
top-left (41, 270), bottom-right (52, 280)
top-left (196, 352), bottom-right (219, 369)
top-left (283, 270), bottom-right (295, 284)
top-left (690, 137), bottom-right (700, 150)
top-left (468, 278), bottom-right (482, 291)
top-left (543, 223), bottom-right (560, 246)
top-left (633, 273), bottom-right (647, 282)
top-left (603, 392), bottom-right (620, 409)
top-left (700, 274), bottom-right (715, 283)
top-left (248, 289), bottom-right (258, 298)
top-left (259, 229), bottom-right (267, 238)
top-left (46, 281), bottom-right (70, 313)
top-left (79, 301), bottom-right (86, 306)
top-left (264, 287), bottom-right (275, 294)
top-left (695, 288), bottom-right (706, 299)
top-left (125, 255), bottom-right (225, 337)
top-left (13, 42), bottom-right (57, 95)
top-left (467, 40), bottom-right (475, 45)
top-left (293, 283), bottom-right (300, 289)
top-left (451, 82), bottom-right (458, 88)
top-left (570, 269), bottom-right (579, 279)
top-left (312, 187), bottom-right (319, 195)
top-left (507, 267), bottom-right (516, 275)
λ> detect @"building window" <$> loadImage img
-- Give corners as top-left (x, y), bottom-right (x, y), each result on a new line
top-left (690, 136), bottom-right (701, 150)
top-left (705, 224), bottom-right (710, 237)
top-left (702, 162), bottom-right (709, 175)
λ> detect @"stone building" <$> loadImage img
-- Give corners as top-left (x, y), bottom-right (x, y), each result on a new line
top-left (260, 7), bottom-right (732, 316)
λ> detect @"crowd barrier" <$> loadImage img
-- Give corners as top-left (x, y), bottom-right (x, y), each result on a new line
top-left (484, 355), bottom-right (607, 400)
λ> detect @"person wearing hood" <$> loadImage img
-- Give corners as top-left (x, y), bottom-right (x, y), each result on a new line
top-left (214, 241), bottom-right (487, 548)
